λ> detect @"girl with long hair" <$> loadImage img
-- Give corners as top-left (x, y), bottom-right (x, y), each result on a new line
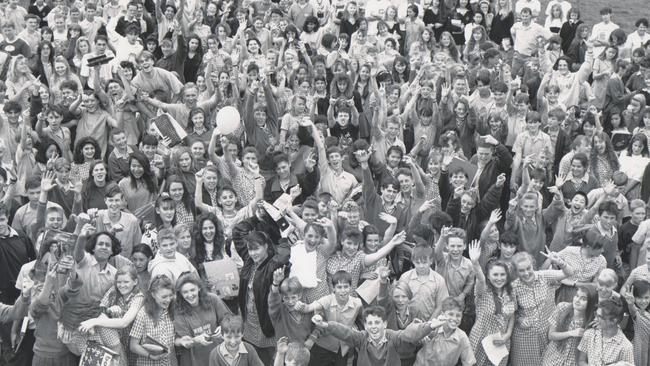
top-left (49, 56), bottom-right (83, 105)
top-left (31, 40), bottom-right (55, 87)
top-left (163, 174), bottom-right (196, 225)
top-left (78, 266), bottom-right (145, 366)
top-left (129, 275), bottom-right (176, 366)
top-left (468, 242), bottom-right (516, 366)
top-left (544, 3), bottom-right (564, 34)
top-left (186, 107), bottom-right (212, 148)
top-left (541, 286), bottom-right (598, 366)
top-left (118, 150), bottom-right (158, 213)
top-left (423, 0), bottom-right (448, 41)
top-left (590, 130), bottom-right (620, 186)
top-left (191, 212), bottom-right (227, 264)
top-left (70, 36), bottom-right (92, 72)
top-left (131, 244), bottom-right (154, 292)
top-left (173, 272), bottom-right (232, 366)
top-left (592, 46), bottom-right (619, 109)
top-left (619, 133), bottom-right (650, 199)
top-left (184, 35), bottom-right (204, 83)
top-left (167, 145), bottom-right (198, 196)
top-left (437, 31), bottom-right (462, 64)
top-left (489, 0), bottom-right (513, 45)
top-left (409, 27), bottom-right (436, 65)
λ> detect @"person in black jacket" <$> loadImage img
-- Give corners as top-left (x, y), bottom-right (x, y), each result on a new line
top-left (559, 8), bottom-right (584, 54)
top-left (237, 231), bottom-right (290, 365)
top-left (264, 152), bottom-right (319, 205)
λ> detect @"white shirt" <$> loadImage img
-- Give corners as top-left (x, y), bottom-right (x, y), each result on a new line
top-left (625, 31), bottom-right (650, 54)
top-left (590, 21), bottom-right (619, 56)
top-left (544, 0), bottom-right (572, 20)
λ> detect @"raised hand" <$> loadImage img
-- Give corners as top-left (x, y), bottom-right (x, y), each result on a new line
top-left (495, 173), bottom-right (506, 187)
top-left (311, 314), bottom-right (328, 328)
top-left (468, 240), bottom-right (481, 263)
top-left (378, 212), bottom-right (397, 225)
top-left (272, 266), bottom-right (285, 286)
top-left (378, 266), bottom-right (390, 282)
top-left (353, 149), bottom-right (370, 164)
top-left (304, 151), bottom-right (317, 171)
top-left (389, 231), bottom-right (407, 245)
top-left (41, 170), bottom-right (57, 192)
top-left (489, 209), bottom-right (502, 224)
top-left (289, 185), bottom-right (302, 200)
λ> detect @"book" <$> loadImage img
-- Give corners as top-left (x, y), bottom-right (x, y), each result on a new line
top-left (611, 130), bottom-right (632, 151)
top-left (201, 258), bottom-right (240, 298)
top-left (141, 335), bottom-right (168, 355)
top-left (80, 341), bottom-right (118, 366)
top-left (41, 230), bottom-right (78, 262)
top-left (150, 113), bottom-right (188, 147)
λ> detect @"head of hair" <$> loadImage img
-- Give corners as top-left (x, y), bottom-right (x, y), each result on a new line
top-left (175, 272), bottom-right (211, 314)
top-left (331, 270), bottom-right (352, 286)
top-left (192, 213), bottom-right (225, 263)
top-left (85, 231), bottom-right (122, 257)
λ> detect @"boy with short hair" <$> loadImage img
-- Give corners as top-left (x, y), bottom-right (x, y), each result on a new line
top-left (311, 305), bottom-right (446, 366)
top-left (107, 128), bottom-right (134, 180)
top-left (95, 183), bottom-right (142, 256)
top-left (433, 228), bottom-right (475, 328)
top-left (148, 228), bottom-right (198, 285)
top-left (269, 269), bottom-right (318, 345)
top-left (209, 315), bottom-right (264, 366)
top-left (590, 7), bottom-right (620, 56)
top-left (294, 271), bottom-right (362, 366)
top-left (399, 246), bottom-right (449, 320)
top-left (511, 111), bottom-right (552, 189)
top-left (413, 297), bottom-right (476, 366)
top-left (0, 22), bottom-right (31, 57)
top-left (18, 14), bottom-right (41, 53)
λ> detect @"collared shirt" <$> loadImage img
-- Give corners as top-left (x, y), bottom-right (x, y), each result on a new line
top-left (315, 294), bottom-right (362, 354)
top-left (318, 162), bottom-right (358, 205)
top-left (414, 327), bottom-right (476, 366)
top-left (513, 130), bottom-right (552, 160)
top-left (400, 269), bottom-right (449, 320)
top-left (435, 254), bottom-right (475, 298)
top-left (578, 328), bottom-right (634, 365)
top-left (77, 252), bottom-right (117, 301)
top-left (217, 342), bottom-right (248, 366)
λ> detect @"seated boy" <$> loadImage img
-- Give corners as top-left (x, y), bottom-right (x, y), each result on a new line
top-left (209, 315), bottom-right (264, 366)
top-left (413, 297), bottom-right (476, 366)
top-left (398, 246), bottom-right (449, 320)
top-left (311, 305), bottom-right (446, 366)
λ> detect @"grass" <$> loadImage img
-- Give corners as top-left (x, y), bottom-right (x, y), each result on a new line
top-left (538, 0), bottom-right (650, 33)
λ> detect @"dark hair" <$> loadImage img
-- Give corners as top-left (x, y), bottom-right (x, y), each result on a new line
top-left (362, 305), bottom-right (387, 321)
top-left (193, 212), bottom-right (226, 264)
top-left (35, 137), bottom-right (62, 165)
top-left (132, 243), bottom-right (154, 259)
top-left (36, 40), bottom-right (55, 65)
top-left (85, 231), bottom-right (122, 257)
top-left (598, 200), bottom-right (619, 217)
top-left (73, 137), bottom-right (101, 164)
top-left (556, 285), bottom-right (598, 332)
top-left (174, 272), bottom-right (212, 314)
top-left (331, 270), bottom-right (352, 286)
top-left (628, 133), bottom-right (650, 157)
top-left (84, 160), bottom-right (110, 191)
top-left (571, 152), bottom-right (590, 170)
top-left (163, 175), bottom-right (195, 215)
top-left (128, 150), bottom-right (158, 194)
top-left (599, 298), bottom-right (624, 322)
top-left (485, 259), bottom-right (513, 314)
top-left (591, 131), bottom-right (620, 172)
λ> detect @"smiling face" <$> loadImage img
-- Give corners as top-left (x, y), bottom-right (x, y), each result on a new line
top-left (364, 314), bottom-right (387, 341)
top-left (201, 219), bottom-right (216, 242)
top-left (572, 288), bottom-right (589, 311)
top-left (446, 237), bottom-right (465, 260)
top-left (169, 182), bottom-right (184, 202)
top-left (93, 163), bottom-right (107, 183)
top-left (333, 281), bottom-right (351, 303)
top-left (218, 189), bottom-right (237, 211)
top-left (105, 193), bottom-right (122, 214)
top-left (515, 257), bottom-right (535, 283)
top-left (180, 282), bottom-right (200, 306)
top-left (153, 287), bottom-right (174, 309)
top-left (116, 273), bottom-right (137, 296)
top-left (129, 160), bottom-right (144, 179)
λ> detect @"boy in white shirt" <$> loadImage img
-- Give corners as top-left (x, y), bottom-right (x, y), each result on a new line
top-left (590, 7), bottom-right (619, 56)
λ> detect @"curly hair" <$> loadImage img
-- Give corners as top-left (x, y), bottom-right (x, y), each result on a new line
top-left (192, 212), bottom-right (226, 264)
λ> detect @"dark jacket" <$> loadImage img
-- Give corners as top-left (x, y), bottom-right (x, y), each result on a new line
top-left (559, 20), bottom-right (584, 54)
top-left (264, 168), bottom-right (319, 206)
top-left (446, 183), bottom-right (502, 241)
top-left (238, 238), bottom-right (290, 338)
top-left (0, 229), bottom-right (36, 291)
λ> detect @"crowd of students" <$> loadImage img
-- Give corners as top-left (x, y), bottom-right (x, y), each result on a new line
top-left (2, 0), bottom-right (650, 365)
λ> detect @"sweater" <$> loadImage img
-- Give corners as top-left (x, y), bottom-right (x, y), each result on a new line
top-left (325, 321), bottom-right (432, 366)
top-left (208, 342), bottom-right (263, 366)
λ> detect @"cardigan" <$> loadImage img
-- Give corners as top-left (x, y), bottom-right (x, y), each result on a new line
top-left (446, 183), bottom-right (502, 241)
top-left (208, 342), bottom-right (264, 366)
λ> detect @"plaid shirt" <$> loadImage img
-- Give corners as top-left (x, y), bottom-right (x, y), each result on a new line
top-left (130, 308), bottom-right (177, 366)
top-left (578, 328), bottom-right (634, 366)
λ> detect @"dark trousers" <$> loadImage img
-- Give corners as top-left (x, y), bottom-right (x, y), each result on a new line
top-left (251, 345), bottom-right (275, 366)
top-left (307, 344), bottom-right (349, 366)
top-left (9, 328), bottom-right (34, 366)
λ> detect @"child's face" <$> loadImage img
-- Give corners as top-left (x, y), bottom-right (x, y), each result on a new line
top-left (460, 194), bottom-right (476, 214)
top-left (364, 314), bottom-right (387, 341)
top-left (302, 207), bottom-right (319, 223)
top-left (427, 157), bottom-right (441, 176)
top-left (158, 238), bottom-right (177, 259)
top-left (413, 256), bottom-right (432, 275)
top-left (116, 274), bottom-right (137, 296)
top-left (499, 243), bottom-right (517, 259)
top-left (392, 287), bottom-right (409, 308)
top-left (600, 211), bottom-right (617, 230)
top-left (45, 211), bottom-right (63, 229)
top-left (488, 225), bottom-right (499, 241)
top-left (572, 288), bottom-right (589, 311)
top-left (529, 178), bottom-right (544, 192)
top-left (570, 195), bottom-right (587, 212)
top-left (177, 230), bottom-right (192, 251)
top-left (223, 331), bottom-right (243, 350)
top-left (520, 198), bottom-right (537, 217)
top-left (632, 207), bottom-right (646, 223)
top-left (446, 238), bottom-right (465, 260)
top-left (442, 309), bottom-right (462, 330)
top-left (341, 239), bottom-right (360, 257)
top-left (282, 292), bottom-right (301, 308)
top-left (333, 281), bottom-right (351, 303)
top-left (450, 172), bottom-right (467, 188)
top-left (635, 291), bottom-right (650, 310)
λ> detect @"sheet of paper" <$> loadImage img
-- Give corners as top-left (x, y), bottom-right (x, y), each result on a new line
top-left (355, 278), bottom-right (380, 304)
top-left (481, 334), bottom-right (509, 366)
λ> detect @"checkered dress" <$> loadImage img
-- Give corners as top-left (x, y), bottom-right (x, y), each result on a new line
top-left (98, 288), bottom-right (145, 366)
top-left (510, 271), bottom-right (561, 365)
top-left (541, 302), bottom-right (585, 366)
top-left (174, 203), bottom-right (194, 226)
top-left (633, 308), bottom-right (650, 366)
top-left (577, 328), bottom-right (635, 365)
top-left (326, 251), bottom-right (366, 293)
top-left (469, 282), bottom-right (516, 366)
top-left (555, 246), bottom-right (607, 303)
top-left (129, 308), bottom-right (177, 366)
